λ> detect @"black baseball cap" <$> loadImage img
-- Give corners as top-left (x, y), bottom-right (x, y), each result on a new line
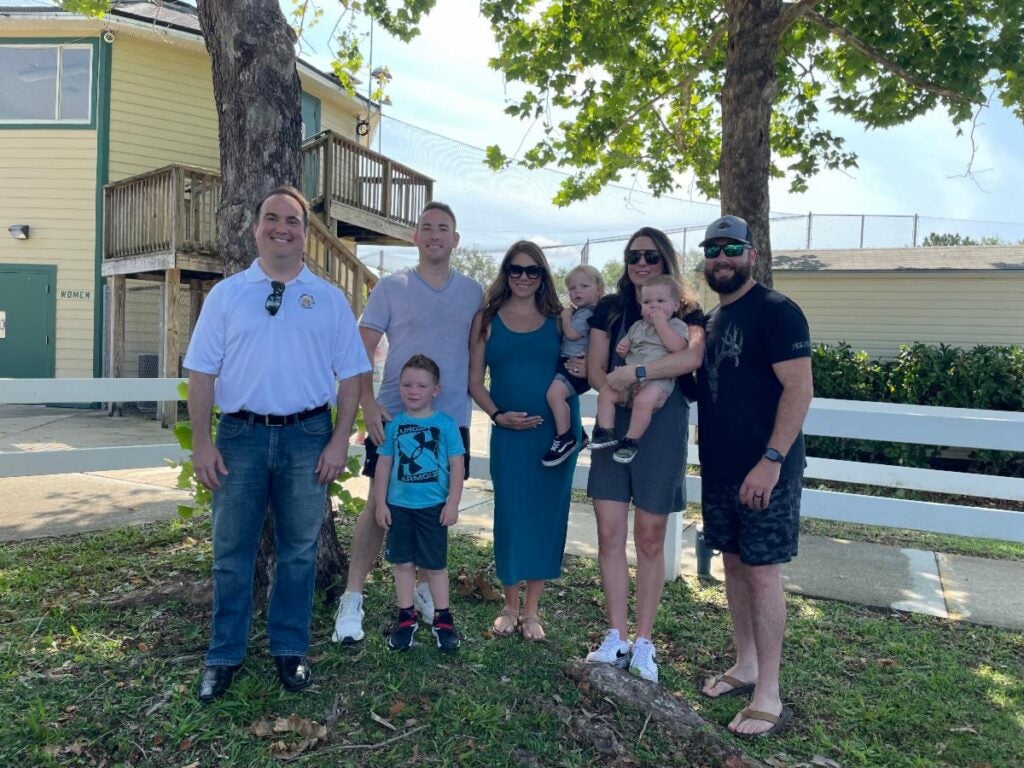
top-left (698, 215), bottom-right (754, 247)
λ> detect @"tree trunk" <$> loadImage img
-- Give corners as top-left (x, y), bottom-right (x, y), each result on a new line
top-left (197, 0), bottom-right (303, 269)
top-left (720, 0), bottom-right (781, 287)
top-left (197, 0), bottom-right (347, 611)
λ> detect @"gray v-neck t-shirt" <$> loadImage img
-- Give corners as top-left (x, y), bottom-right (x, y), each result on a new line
top-left (359, 267), bottom-right (483, 427)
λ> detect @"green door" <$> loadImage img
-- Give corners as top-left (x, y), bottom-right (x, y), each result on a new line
top-left (0, 265), bottom-right (56, 378)
top-left (300, 92), bottom-right (322, 203)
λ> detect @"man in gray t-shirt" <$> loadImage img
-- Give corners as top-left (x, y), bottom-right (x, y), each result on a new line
top-left (332, 202), bottom-right (483, 645)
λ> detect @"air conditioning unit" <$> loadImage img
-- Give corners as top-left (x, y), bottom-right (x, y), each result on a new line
top-left (136, 353), bottom-right (158, 415)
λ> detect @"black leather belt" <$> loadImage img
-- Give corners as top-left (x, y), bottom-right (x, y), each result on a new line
top-left (225, 403), bottom-right (330, 426)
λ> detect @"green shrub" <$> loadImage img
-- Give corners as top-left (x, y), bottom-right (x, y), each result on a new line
top-left (809, 342), bottom-right (1023, 476)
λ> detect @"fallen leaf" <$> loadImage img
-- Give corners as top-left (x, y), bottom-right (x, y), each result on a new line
top-left (950, 725), bottom-right (979, 734)
top-left (370, 710), bottom-right (396, 731)
top-left (137, 642), bottom-right (151, 652)
top-left (178, 737), bottom-right (193, 751)
top-left (251, 719), bottom-right (275, 738)
top-left (810, 757), bottom-right (842, 768)
top-left (724, 756), bottom-right (749, 768)
top-left (181, 762), bottom-right (200, 768)
top-left (388, 700), bottom-right (406, 716)
top-left (474, 571), bottom-right (503, 602)
top-left (876, 658), bottom-right (898, 667)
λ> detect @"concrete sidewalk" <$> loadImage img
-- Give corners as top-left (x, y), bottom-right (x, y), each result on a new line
top-left (2, 404), bottom-right (1021, 631)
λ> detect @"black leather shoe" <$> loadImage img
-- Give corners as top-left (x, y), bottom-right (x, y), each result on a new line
top-left (197, 664), bottom-right (240, 704)
top-left (274, 656), bottom-right (312, 692)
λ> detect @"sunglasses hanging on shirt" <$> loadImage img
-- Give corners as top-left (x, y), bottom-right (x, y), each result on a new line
top-left (265, 281), bottom-right (286, 316)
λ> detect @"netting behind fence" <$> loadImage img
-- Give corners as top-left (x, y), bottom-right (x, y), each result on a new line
top-left (369, 115), bottom-right (1024, 274)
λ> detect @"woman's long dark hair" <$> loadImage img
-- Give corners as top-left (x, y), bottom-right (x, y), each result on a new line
top-left (608, 227), bottom-right (700, 332)
top-left (477, 240), bottom-right (563, 340)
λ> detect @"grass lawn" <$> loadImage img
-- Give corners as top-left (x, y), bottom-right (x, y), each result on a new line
top-left (1, 517), bottom-right (1021, 767)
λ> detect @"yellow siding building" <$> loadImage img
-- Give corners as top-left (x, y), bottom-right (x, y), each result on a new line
top-left (0, 3), bottom-right (376, 380)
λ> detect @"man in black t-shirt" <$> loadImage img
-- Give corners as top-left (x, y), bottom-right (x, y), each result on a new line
top-left (694, 215), bottom-right (813, 738)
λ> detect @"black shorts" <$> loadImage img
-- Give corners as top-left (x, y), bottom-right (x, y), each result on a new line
top-left (363, 425), bottom-right (470, 479)
top-left (554, 356), bottom-right (591, 396)
top-left (384, 503), bottom-right (448, 571)
top-left (700, 479), bottom-right (802, 566)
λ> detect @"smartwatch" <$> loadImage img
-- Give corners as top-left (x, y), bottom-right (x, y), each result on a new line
top-left (763, 447), bottom-right (786, 463)
top-left (490, 409), bottom-right (507, 425)
top-left (635, 365), bottom-right (647, 382)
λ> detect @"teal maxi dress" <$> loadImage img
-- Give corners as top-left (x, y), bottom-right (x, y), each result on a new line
top-left (486, 314), bottom-right (581, 585)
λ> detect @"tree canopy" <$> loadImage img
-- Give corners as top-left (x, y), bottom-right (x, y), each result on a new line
top-left (366, 0), bottom-right (1024, 282)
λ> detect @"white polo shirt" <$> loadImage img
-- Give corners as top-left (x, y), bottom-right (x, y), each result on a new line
top-left (184, 260), bottom-right (370, 415)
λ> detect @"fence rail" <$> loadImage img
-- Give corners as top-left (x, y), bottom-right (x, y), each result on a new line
top-left (2, 381), bottom-right (1022, 580)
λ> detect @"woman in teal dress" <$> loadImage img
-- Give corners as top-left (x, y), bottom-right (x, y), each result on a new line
top-left (469, 241), bottom-right (582, 641)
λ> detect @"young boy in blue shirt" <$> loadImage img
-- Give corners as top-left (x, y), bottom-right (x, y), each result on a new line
top-left (374, 354), bottom-right (465, 651)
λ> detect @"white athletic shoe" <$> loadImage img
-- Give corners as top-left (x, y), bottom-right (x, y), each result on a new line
top-left (628, 637), bottom-right (659, 683)
top-left (332, 591), bottom-right (365, 644)
top-left (585, 628), bottom-right (632, 669)
top-left (413, 581), bottom-right (435, 624)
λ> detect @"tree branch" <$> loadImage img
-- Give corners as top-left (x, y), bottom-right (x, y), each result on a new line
top-left (776, 0), bottom-right (824, 37)
top-left (671, 20), bottom-right (727, 151)
top-left (805, 10), bottom-right (977, 104)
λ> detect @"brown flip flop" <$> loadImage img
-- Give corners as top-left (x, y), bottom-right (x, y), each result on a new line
top-left (519, 614), bottom-right (546, 642)
top-left (491, 607), bottom-right (519, 637)
top-left (731, 706), bottom-right (793, 738)
top-left (701, 673), bottom-right (756, 699)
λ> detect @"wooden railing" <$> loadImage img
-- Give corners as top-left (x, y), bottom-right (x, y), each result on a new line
top-left (306, 216), bottom-right (376, 315)
top-left (302, 130), bottom-right (433, 229)
top-left (104, 164), bottom-right (220, 259)
top-left (102, 162), bottom-right (379, 309)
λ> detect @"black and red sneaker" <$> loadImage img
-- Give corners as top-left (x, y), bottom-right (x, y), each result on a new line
top-left (431, 610), bottom-right (460, 652)
top-left (387, 607), bottom-right (418, 651)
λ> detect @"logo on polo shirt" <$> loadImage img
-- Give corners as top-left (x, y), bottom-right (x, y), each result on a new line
top-left (298, 293), bottom-right (316, 309)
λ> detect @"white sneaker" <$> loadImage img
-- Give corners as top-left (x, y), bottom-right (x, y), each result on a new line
top-left (332, 591), bottom-right (364, 644)
top-left (413, 581), bottom-right (435, 624)
top-left (585, 628), bottom-right (631, 669)
top-left (628, 637), bottom-right (659, 683)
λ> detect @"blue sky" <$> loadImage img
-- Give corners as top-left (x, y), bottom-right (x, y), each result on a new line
top-left (296, 2), bottom-right (1024, 229)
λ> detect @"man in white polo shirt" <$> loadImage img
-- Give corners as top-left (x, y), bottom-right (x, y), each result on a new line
top-left (184, 186), bottom-right (369, 703)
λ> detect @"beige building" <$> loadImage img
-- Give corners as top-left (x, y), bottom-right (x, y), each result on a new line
top-left (768, 246), bottom-right (1024, 359)
top-left (1, 1), bottom-right (429, 383)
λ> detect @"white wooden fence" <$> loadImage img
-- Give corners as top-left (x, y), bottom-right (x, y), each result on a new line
top-left (2, 379), bottom-right (1023, 581)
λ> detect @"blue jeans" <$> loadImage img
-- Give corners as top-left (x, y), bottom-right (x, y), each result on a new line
top-left (205, 411), bottom-right (332, 666)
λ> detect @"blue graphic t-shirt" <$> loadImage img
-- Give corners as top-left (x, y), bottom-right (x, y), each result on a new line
top-left (377, 411), bottom-right (464, 508)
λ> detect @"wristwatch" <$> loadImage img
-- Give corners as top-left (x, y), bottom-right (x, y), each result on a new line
top-left (635, 365), bottom-right (647, 382)
top-left (763, 447), bottom-right (786, 463)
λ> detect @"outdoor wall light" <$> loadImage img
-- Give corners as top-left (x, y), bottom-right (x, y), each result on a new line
top-left (8, 225), bottom-right (30, 240)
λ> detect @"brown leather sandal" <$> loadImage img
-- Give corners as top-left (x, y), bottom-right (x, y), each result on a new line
top-left (492, 607), bottom-right (519, 637)
top-left (519, 614), bottom-right (546, 642)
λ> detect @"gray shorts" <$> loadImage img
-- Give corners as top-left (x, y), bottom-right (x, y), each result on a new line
top-left (700, 479), bottom-right (802, 566)
top-left (587, 386), bottom-right (688, 514)
top-left (384, 502), bottom-right (448, 571)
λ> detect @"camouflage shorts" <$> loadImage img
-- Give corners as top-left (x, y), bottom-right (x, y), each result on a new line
top-left (700, 479), bottom-right (802, 566)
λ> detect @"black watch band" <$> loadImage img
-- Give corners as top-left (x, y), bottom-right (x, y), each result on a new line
top-left (490, 409), bottom-right (507, 425)
top-left (763, 447), bottom-right (786, 463)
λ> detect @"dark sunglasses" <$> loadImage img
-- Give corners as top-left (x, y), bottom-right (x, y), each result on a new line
top-left (704, 243), bottom-right (750, 259)
top-left (626, 249), bottom-right (662, 266)
top-left (505, 264), bottom-right (544, 280)
top-left (265, 281), bottom-right (285, 316)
